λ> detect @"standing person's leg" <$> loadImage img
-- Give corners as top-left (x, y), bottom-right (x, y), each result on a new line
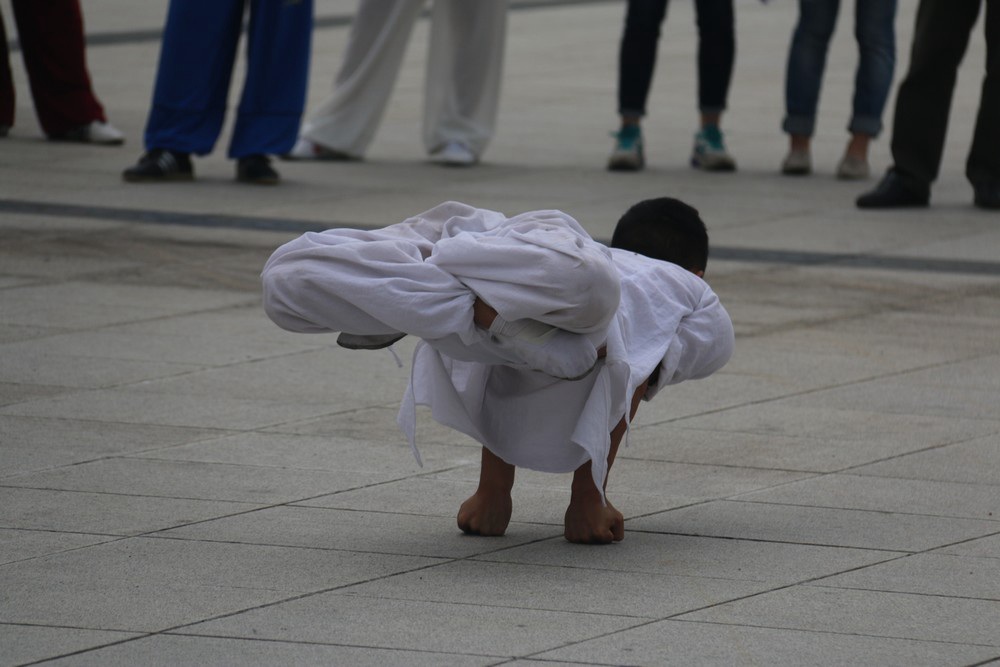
top-left (144, 0), bottom-right (245, 156)
top-left (838, 0), bottom-right (896, 180)
top-left (10, 0), bottom-right (117, 141)
top-left (781, 0), bottom-right (839, 175)
top-left (424, 0), bottom-right (507, 165)
top-left (229, 0), bottom-right (313, 183)
top-left (0, 11), bottom-right (14, 133)
top-left (292, 0), bottom-right (425, 159)
top-left (889, 0), bottom-right (978, 187)
top-left (858, 0), bottom-right (980, 206)
top-left (124, 0), bottom-right (244, 181)
top-left (690, 0), bottom-right (736, 171)
top-left (967, 0), bottom-right (1000, 208)
top-left (608, 0), bottom-right (668, 171)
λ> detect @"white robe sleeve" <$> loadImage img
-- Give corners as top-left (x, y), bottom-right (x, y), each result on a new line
top-left (260, 202), bottom-right (505, 344)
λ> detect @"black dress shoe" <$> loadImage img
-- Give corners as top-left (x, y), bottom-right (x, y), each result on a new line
top-left (236, 154), bottom-right (280, 185)
top-left (856, 169), bottom-right (930, 208)
top-left (973, 182), bottom-right (1000, 210)
top-left (123, 149), bottom-right (194, 182)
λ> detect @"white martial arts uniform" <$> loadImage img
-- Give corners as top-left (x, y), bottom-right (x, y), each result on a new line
top-left (262, 201), bottom-right (734, 496)
top-left (299, 0), bottom-right (506, 158)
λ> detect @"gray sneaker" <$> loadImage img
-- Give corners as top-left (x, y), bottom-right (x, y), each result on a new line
top-left (336, 332), bottom-right (406, 350)
top-left (691, 125), bottom-right (736, 171)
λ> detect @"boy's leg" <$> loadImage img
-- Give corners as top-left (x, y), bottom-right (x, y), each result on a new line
top-left (457, 446), bottom-right (515, 536)
top-left (564, 377), bottom-right (649, 544)
top-left (261, 227), bottom-right (479, 343)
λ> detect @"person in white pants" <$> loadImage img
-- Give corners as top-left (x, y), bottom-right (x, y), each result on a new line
top-left (261, 200), bottom-right (734, 543)
top-left (288, 0), bottom-right (507, 166)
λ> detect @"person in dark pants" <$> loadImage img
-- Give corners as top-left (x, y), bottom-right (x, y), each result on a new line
top-left (857, 0), bottom-right (999, 209)
top-left (123, 0), bottom-right (313, 185)
top-left (0, 0), bottom-right (124, 143)
top-left (607, 0), bottom-right (737, 173)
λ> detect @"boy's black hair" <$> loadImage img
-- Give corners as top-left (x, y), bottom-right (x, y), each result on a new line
top-left (610, 197), bottom-right (709, 272)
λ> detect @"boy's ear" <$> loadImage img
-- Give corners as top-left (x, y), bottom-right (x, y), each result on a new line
top-left (695, 269), bottom-right (705, 278)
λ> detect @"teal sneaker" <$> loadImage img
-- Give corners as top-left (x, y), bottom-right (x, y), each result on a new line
top-left (607, 125), bottom-right (644, 171)
top-left (691, 125), bottom-right (736, 171)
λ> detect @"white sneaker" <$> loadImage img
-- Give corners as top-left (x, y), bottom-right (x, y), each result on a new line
top-left (53, 120), bottom-right (125, 145)
top-left (284, 137), bottom-right (357, 161)
top-left (836, 154), bottom-right (870, 180)
top-left (429, 141), bottom-right (478, 167)
top-left (781, 149), bottom-right (812, 175)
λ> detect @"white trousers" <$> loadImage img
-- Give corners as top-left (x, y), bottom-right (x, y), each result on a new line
top-left (260, 202), bottom-right (620, 364)
top-left (300, 0), bottom-right (507, 158)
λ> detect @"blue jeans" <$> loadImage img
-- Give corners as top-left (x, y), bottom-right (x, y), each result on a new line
top-left (783, 0), bottom-right (896, 138)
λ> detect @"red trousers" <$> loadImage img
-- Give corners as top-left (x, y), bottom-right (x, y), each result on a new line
top-left (0, 0), bottom-right (106, 136)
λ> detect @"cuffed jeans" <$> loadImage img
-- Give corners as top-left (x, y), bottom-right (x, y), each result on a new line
top-left (783, 0), bottom-right (896, 138)
top-left (616, 0), bottom-right (734, 117)
top-left (890, 0), bottom-right (1000, 188)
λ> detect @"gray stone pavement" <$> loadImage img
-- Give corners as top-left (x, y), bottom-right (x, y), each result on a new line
top-left (1, 1), bottom-right (999, 665)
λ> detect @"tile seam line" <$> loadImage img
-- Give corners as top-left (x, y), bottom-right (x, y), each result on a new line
top-left (5, 198), bottom-right (1000, 275)
top-left (5, 0), bottom-right (620, 51)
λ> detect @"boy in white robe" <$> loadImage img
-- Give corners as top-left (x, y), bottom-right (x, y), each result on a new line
top-left (262, 199), bottom-right (734, 544)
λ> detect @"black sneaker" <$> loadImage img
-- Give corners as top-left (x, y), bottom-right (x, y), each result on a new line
top-left (123, 149), bottom-right (193, 182)
top-left (236, 154), bottom-right (280, 185)
top-left (973, 182), bottom-right (1000, 210)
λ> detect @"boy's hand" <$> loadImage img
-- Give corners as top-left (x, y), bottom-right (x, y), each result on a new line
top-left (564, 496), bottom-right (625, 544)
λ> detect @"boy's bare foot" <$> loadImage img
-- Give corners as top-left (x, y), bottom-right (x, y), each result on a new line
top-left (458, 446), bottom-right (516, 536)
top-left (457, 489), bottom-right (513, 536)
top-left (564, 494), bottom-right (625, 544)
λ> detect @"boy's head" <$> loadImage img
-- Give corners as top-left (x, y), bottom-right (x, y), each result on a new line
top-left (610, 198), bottom-right (708, 277)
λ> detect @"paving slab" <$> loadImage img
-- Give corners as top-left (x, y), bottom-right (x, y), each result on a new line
top-left (630, 499), bottom-right (1000, 552)
top-left (158, 505), bottom-right (557, 559)
top-left (338, 559), bottom-right (773, 618)
top-left (0, 487), bottom-right (261, 536)
top-left (0, 537), bottom-right (440, 631)
top-left (180, 593), bottom-right (646, 658)
top-left (678, 585), bottom-right (1000, 646)
top-left (816, 552), bottom-right (1000, 600)
top-left (2, 457), bottom-right (392, 504)
top-left (0, 529), bottom-right (114, 566)
top-left (0, 625), bottom-right (140, 667)
top-left (532, 619), bottom-right (1000, 666)
top-left (481, 532), bottom-right (897, 584)
top-left (0, 415), bottom-right (221, 478)
top-left (737, 473), bottom-right (1000, 520)
top-left (39, 635), bottom-right (497, 667)
top-left (851, 435), bottom-right (1000, 485)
